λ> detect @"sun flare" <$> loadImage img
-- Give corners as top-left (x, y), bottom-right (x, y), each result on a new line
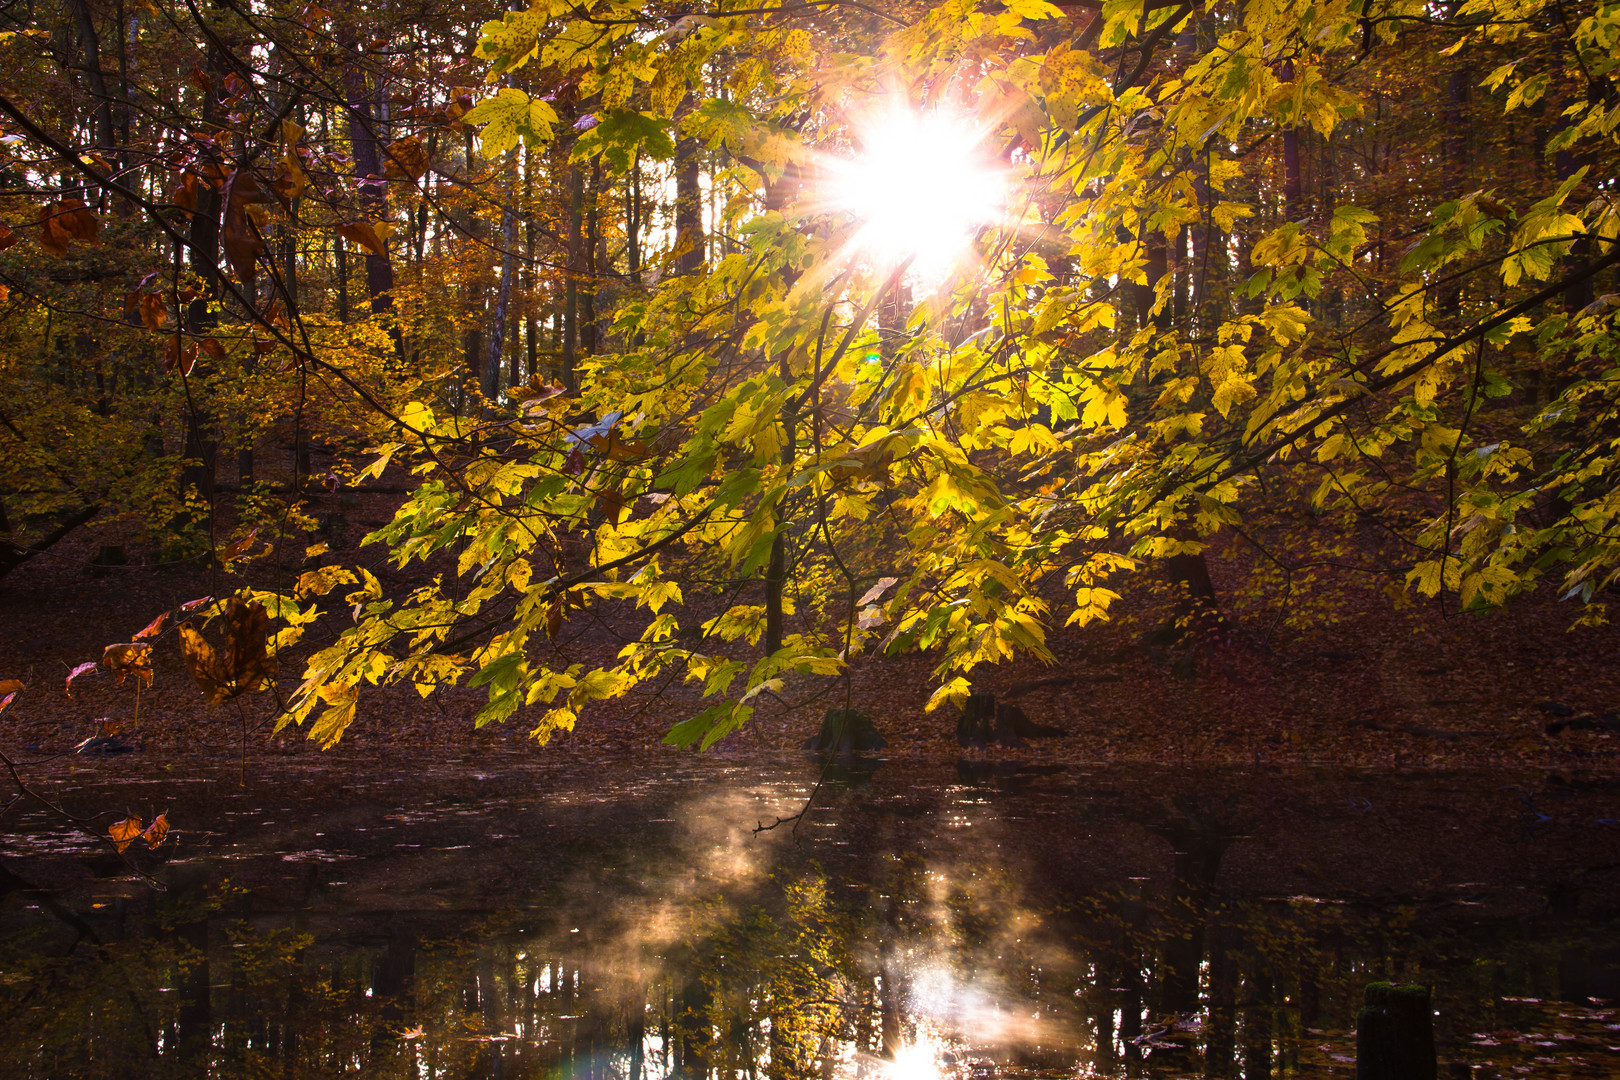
top-left (826, 110), bottom-right (1006, 278)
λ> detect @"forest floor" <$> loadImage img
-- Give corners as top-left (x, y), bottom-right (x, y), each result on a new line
top-left (2, 485), bottom-right (1618, 776)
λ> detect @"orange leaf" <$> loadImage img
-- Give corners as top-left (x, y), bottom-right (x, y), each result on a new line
top-left (221, 170), bottom-right (268, 286)
top-left (133, 612), bottom-right (168, 640)
top-left (383, 136), bottom-right (429, 181)
top-left (109, 814), bottom-right (143, 854)
top-left (164, 334), bottom-right (198, 376)
top-left (100, 642), bottom-right (154, 689)
top-left (139, 292), bottom-right (168, 332)
top-left (0, 678), bottom-right (21, 714)
top-left (168, 173), bottom-right (199, 218)
top-left (178, 598), bottom-right (277, 704)
top-left (142, 812), bottom-right (170, 849)
top-left (221, 528), bottom-right (260, 563)
top-left (65, 660), bottom-right (98, 696)
top-left (336, 220), bottom-right (395, 258)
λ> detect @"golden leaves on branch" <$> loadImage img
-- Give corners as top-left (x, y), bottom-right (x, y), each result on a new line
top-left (108, 811), bottom-right (169, 854)
top-left (37, 199), bottom-right (98, 255)
top-left (178, 598), bottom-right (277, 704)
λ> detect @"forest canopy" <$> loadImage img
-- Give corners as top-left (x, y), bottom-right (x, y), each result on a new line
top-left (1, 0), bottom-right (1617, 748)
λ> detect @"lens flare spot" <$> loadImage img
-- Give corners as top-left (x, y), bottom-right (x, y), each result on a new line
top-left (827, 110), bottom-right (1006, 277)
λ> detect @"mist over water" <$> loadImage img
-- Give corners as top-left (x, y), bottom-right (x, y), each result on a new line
top-left (1, 758), bottom-right (1616, 1079)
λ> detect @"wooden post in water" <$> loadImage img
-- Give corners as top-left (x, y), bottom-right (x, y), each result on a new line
top-left (1355, 982), bottom-right (1436, 1080)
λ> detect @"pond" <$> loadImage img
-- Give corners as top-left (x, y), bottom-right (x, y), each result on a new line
top-left (1, 756), bottom-right (1617, 1079)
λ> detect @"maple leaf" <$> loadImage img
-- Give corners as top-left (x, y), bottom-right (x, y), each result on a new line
top-left (178, 598), bottom-right (278, 704)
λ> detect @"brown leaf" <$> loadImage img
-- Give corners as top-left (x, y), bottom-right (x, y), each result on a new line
top-left (220, 528), bottom-right (260, 563)
top-left (168, 173), bottom-right (199, 218)
top-left (199, 337), bottom-right (227, 364)
top-left (100, 642), bottom-right (154, 689)
top-left (65, 660), bottom-right (98, 696)
top-left (221, 170), bottom-right (268, 286)
top-left (336, 220), bottom-right (395, 258)
top-left (55, 199), bottom-right (99, 242)
top-left (141, 812), bottom-right (170, 849)
top-left (178, 622), bottom-right (227, 702)
top-left (139, 292), bottom-right (168, 332)
top-left (189, 65), bottom-right (211, 94)
top-left (164, 333), bottom-right (198, 376)
top-left (177, 595), bottom-right (213, 615)
top-left (133, 612), bottom-right (168, 640)
top-left (38, 200), bottom-right (92, 255)
top-left (109, 814), bottom-right (143, 854)
top-left (178, 598), bottom-right (277, 704)
top-left (0, 222), bottom-right (17, 251)
top-left (383, 136), bottom-right (429, 181)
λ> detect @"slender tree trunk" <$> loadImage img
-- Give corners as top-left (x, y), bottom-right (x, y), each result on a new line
top-left (68, 0), bottom-right (118, 207)
top-left (582, 157), bottom-right (600, 355)
top-left (335, 235), bottom-right (349, 321)
top-left (343, 48), bottom-right (395, 317)
top-left (562, 162), bottom-right (582, 388)
top-left (485, 151), bottom-right (519, 399)
top-left (674, 122), bottom-right (703, 274)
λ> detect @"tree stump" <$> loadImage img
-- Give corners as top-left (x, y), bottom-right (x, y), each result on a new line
top-left (1356, 982), bottom-right (1436, 1080)
top-left (802, 708), bottom-right (887, 754)
top-left (957, 693), bottom-right (998, 747)
top-left (959, 695), bottom-right (1066, 747)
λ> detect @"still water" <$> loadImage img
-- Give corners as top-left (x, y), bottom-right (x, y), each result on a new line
top-left (1, 756), bottom-right (1617, 1079)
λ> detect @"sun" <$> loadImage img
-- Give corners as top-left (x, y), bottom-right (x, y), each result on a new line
top-left (825, 109), bottom-right (1007, 279)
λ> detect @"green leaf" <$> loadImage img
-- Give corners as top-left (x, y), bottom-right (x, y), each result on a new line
top-left (573, 110), bottom-right (676, 174)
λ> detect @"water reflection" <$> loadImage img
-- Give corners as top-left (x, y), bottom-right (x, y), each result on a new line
top-left (0, 762), bottom-right (1616, 1079)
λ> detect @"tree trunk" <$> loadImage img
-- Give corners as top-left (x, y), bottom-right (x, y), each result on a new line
top-left (343, 49), bottom-right (395, 317)
top-left (485, 151), bottom-right (519, 399)
top-left (674, 126), bottom-right (704, 274)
